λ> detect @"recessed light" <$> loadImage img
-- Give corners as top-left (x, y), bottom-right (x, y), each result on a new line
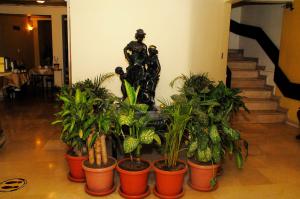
top-left (36, 0), bottom-right (45, 3)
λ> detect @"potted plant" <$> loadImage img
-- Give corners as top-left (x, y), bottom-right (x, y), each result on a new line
top-left (69, 74), bottom-right (117, 196)
top-left (171, 74), bottom-right (248, 191)
top-left (115, 80), bottom-right (161, 199)
top-left (153, 99), bottom-right (192, 199)
top-left (52, 87), bottom-right (95, 182)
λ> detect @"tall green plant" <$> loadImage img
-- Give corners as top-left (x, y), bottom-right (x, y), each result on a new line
top-left (171, 74), bottom-right (248, 169)
top-left (160, 99), bottom-right (192, 168)
top-left (76, 74), bottom-right (116, 167)
top-left (116, 80), bottom-right (161, 161)
top-left (52, 87), bottom-right (96, 156)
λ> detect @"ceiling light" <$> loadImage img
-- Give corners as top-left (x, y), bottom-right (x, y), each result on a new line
top-left (36, 0), bottom-right (45, 3)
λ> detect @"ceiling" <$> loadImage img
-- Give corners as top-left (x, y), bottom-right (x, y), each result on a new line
top-left (0, 0), bottom-right (66, 6)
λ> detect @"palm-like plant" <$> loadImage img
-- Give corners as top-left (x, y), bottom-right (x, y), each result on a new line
top-left (115, 80), bottom-right (161, 162)
top-left (160, 99), bottom-right (192, 168)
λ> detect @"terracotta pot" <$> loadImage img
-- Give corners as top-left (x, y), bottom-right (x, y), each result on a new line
top-left (82, 157), bottom-right (117, 196)
top-left (116, 158), bottom-right (151, 197)
top-left (187, 159), bottom-right (220, 191)
top-left (65, 154), bottom-right (87, 182)
top-left (153, 159), bottom-right (187, 198)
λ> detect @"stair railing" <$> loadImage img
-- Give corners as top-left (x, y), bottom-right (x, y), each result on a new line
top-left (230, 19), bottom-right (300, 100)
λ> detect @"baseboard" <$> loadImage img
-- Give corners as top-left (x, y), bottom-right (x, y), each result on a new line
top-left (286, 120), bottom-right (299, 128)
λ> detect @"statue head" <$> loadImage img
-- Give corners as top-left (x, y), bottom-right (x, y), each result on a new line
top-left (148, 45), bottom-right (158, 55)
top-left (115, 66), bottom-right (124, 75)
top-left (135, 29), bottom-right (146, 42)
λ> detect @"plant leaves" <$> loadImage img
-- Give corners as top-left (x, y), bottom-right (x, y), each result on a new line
top-left (79, 129), bottom-right (83, 138)
top-left (223, 126), bottom-right (240, 141)
top-left (187, 140), bottom-right (198, 158)
top-left (119, 112), bottom-right (134, 126)
top-left (75, 88), bottom-right (82, 105)
top-left (210, 177), bottom-right (217, 189)
top-left (209, 125), bottom-right (221, 144)
top-left (59, 96), bottom-right (70, 104)
top-left (196, 147), bottom-right (212, 162)
top-left (124, 80), bottom-right (136, 105)
top-left (123, 136), bottom-right (139, 154)
top-left (139, 129), bottom-right (156, 144)
top-left (153, 134), bottom-right (161, 146)
top-left (51, 120), bottom-right (62, 125)
top-left (134, 104), bottom-right (149, 112)
top-left (212, 144), bottom-right (221, 163)
top-left (235, 151), bottom-right (244, 169)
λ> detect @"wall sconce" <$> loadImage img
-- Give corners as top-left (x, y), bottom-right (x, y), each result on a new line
top-left (36, 0), bottom-right (46, 3)
top-left (26, 16), bottom-right (34, 31)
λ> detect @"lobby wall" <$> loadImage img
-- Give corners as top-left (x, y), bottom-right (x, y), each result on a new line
top-left (0, 15), bottom-right (35, 68)
top-left (276, 0), bottom-right (300, 124)
top-left (69, 0), bottom-right (231, 101)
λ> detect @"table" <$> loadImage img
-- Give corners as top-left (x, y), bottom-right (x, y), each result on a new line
top-left (6, 72), bottom-right (29, 88)
top-left (30, 68), bottom-right (54, 89)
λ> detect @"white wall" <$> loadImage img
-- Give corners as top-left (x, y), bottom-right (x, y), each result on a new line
top-left (239, 5), bottom-right (284, 87)
top-left (69, 0), bottom-right (232, 101)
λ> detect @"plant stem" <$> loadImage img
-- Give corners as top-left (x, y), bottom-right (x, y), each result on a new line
top-left (87, 134), bottom-right (95, 165)
top-left (95, 137), bottom-right (102, 167)
top-left (100, 134), bottom-right (108, 165)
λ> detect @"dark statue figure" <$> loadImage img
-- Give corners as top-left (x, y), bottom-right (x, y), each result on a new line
top-left (115, 29), bottom-right (161, 110)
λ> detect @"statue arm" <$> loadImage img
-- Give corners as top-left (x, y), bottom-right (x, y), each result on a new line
top-left (123, 43), bottom-right (132, 62)
top-left (155, 56), bottom-right (161, 74)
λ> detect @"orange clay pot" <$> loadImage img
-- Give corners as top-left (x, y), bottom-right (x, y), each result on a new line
top-left (116, 158), bottom-right (151, 197)
top-left (65, 154), bottom-right (87, 182)
top-left (82, 157), bottom-right (117, 196)
top-left (187, 159), bottom-right (220, 191)
top-left (153, 159), bottom-right (187, 198)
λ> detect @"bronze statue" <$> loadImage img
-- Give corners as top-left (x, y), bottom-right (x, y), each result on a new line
top-left (116, 29), bottom-right (161, 110)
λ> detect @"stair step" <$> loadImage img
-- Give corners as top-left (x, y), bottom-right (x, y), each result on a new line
top-left (232, 78), bottom-right (265, 88)
top-left (240, 88), bottom-right (273, 99)
top-left (232, 110), bottom-right (286, 124)
top-left (243, 98), bottom-right (278, 111)
top-left (228, 49), bottom-right (244, 58)
top-left (228, 60), bottom-right (257, 70)
top-left (231, 69), bottom-right (259, 78)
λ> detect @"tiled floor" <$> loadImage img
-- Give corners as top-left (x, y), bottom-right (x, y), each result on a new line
top-left (0, 97), bottom-right (300, 198)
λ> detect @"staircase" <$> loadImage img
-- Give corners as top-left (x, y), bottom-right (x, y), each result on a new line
top-left (228, 49), bottom-right (287, 124)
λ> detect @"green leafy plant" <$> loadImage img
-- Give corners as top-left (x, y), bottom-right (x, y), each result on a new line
top-left (77, 74), bottom-right (116, 167)
top-left (171, 74), bottom-right (248, 168)
top-left (86, 100), bottom-right (114, 167)
top-left (73, 73), bottom-right (114, 111)
top-left (52, 74), bottom-right (115, 166)
top-left (115, 80), bottom-right (161, 161)
top-left (52, 87), bottom-right (96, 156)
top-left (159, 98), bottom-right (192, 168)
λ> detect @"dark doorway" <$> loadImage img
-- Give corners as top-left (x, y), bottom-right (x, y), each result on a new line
top-left (38, 20), bottom-right (53, 66)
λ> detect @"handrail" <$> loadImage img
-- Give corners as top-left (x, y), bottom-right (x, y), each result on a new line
top-left (226, 66), bottom-right (232, 88)
top-left (230, 20), bottom-right (300, 100)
